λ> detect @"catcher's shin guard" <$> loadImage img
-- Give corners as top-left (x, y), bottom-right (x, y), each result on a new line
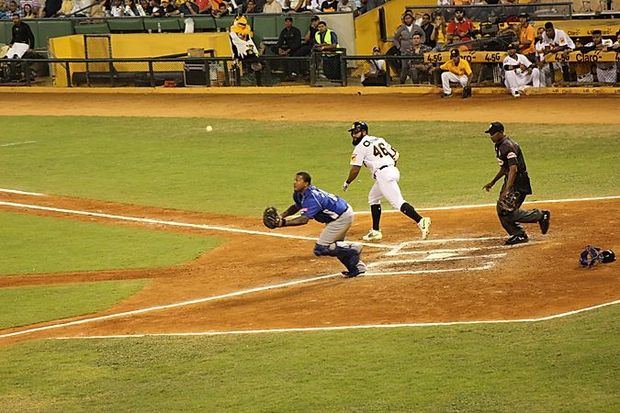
top-left (313, 242), bottom-right (362, 257)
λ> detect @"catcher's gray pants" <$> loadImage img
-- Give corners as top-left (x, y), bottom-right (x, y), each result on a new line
top-left (317, 206), bottom-right (354, 246)
top-left (496, 193), bottom-right (544, 236)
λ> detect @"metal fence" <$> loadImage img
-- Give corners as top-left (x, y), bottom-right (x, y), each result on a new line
top-left (1, 50), bottom-right (618, 88)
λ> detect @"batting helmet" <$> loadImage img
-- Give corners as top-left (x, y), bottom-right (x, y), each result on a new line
top-left (348, 121), bottom-right (368, 134)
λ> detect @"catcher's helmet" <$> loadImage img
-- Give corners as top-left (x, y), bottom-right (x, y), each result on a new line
top-left (348, 121), bottom-right (368, 134)
top-left (579, 245), bottom-right (616, 267)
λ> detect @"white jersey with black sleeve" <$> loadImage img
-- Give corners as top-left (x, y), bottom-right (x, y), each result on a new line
top-left (350, 135), bottom-right (399, 177)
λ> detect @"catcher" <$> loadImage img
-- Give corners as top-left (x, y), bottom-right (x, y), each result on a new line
top-left (482, 122), bottom-right (551, 245)
top-left (263, 171), bottom-right (366, 278)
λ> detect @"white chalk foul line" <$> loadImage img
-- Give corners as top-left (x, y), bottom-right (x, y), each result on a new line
top-left (55, 298), bottom-right (620, 340)
top-left (0, 263), bottom-right (503, 340)
top-left (354, 194), bottom-right (620, 214)
top-left (0, 140), bottom-right (37, 147)
top-left (0, 272), bottom-right (341, 339)
top-left (0, 201), bottom-right (395, 250)
top-left (0, 188), bottom-right (46, 197)
top-left (384, 241), bottom-right (540, 257)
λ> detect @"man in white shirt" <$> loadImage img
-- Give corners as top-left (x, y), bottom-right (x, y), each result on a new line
top-left (503, 43), bottom-right (540, 97)
top-left (342, 121), bottom-right (431, 242)
top-left (541, 22), bottom-right (575, 83)
top-left (583, 29), bottom-right (616, 83)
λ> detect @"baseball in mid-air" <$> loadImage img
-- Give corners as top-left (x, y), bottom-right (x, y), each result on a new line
top-left (206, 125), bottom-right (213, 132)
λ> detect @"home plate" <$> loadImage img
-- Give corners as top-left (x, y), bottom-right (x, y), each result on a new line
top-left (425, 252), bottom-right (459, 260)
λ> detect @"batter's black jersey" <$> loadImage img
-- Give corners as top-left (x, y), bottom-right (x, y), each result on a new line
top-left (494, 136), bottom-right (532, 194)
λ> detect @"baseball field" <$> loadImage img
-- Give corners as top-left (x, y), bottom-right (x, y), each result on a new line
top-left (0, 91), bottom-right (619, 412)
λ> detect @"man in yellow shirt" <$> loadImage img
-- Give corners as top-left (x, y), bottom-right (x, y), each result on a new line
top-left (439, 48), bottom-right (472, 98)
top-left (518, 13), bottom-right (536, 60)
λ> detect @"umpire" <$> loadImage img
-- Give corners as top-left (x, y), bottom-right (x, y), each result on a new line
top-left (482, 122), bottom-right (550, 245)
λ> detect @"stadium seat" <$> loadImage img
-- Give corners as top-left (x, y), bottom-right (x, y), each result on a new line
top-left (144, 18), bottom-right (182, 33)
top-left (107, 18), bottom-right (145, 33)
top-left (74, 23), bottom-right (111, 35)
top-left (36, 20), bottom-right (74, 49)
top-left (252, 15), bottom-right (278, 46)
top-left (192, 16), bottom-right (217, 32)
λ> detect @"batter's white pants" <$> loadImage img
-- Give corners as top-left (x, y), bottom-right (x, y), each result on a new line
top-left (441, 72), bottom-right (468, 95)
top-left (504, 68), bottom-right (540, 96)
top-left (368, 165), bottom-right (405, 210)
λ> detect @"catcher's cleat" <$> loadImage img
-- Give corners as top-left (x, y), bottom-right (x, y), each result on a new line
top-left (539, 210), bottom-right (551, 235)
top-left (362, 229), bottom-right (383, 242)
top-left (417, 217), bottom-right (432, 240)
top-left (505, 233), bottom-right (528, 246)
top-left (342, 261), bottom-right (367, 278)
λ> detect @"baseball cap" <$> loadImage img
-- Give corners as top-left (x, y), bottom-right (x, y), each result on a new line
top-left (519, 12), bottom-right (529, 19)
top-left (507, 43), bottom-right (517, 51)
top-left (450, 49), bottom-right (460, 58)
top-left (485, 122), bottom-right (504, 134)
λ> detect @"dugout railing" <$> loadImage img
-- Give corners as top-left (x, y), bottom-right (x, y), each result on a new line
top-left (1, 50), bottom-right (618, 88)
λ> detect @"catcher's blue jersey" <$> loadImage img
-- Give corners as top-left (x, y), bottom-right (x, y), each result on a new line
top-left (294, 185), bottom-right (349, 224)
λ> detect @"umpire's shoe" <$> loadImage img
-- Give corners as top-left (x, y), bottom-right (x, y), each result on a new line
top-left (505, 233), bottom-right (528, 246)
top-left (539, 210), bottom-right (551, 235)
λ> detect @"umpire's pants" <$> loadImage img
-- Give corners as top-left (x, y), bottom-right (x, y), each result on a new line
top-left (496, 192), bottom-right (544, 236)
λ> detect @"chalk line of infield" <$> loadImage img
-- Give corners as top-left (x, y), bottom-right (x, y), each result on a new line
top-left (54, 299), bottom-right (620, 340)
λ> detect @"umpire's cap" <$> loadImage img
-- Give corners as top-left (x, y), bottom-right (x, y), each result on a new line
top-left (485, 122), bottom-right (504, 134)
top-left (348, 121), bottom-right (369, 133)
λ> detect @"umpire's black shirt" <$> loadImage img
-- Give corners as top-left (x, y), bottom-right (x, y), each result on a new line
top-left (495, 136), bottom-right (532, 194)
top-left (11, 21), bottom-right (35, 49)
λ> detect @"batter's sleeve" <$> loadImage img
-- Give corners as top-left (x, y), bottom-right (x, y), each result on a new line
top-left (350, 146), bottom-right (365, 167)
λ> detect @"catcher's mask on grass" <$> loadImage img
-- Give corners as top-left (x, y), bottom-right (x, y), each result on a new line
top-left (579, 245), bottom-right (616, 268)
top-left (348, 121), bottom-right (368, 146)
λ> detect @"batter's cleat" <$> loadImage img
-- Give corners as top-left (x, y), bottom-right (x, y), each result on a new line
top-left (362, 229), bottom-right (383, 242)
top-left (539, 210), bottom-right (551, 235)
top-left (342, 261), bottom-right (367, 278)
top-left (505, 233), bottom-right (528, 245)
top-left (441, 93), bottom-right (453, 98)
top-left (417, 217), bottom-right (432, 240)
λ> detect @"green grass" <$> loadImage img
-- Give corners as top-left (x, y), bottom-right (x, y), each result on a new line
top-left (1, 117), bottom-right (618, 215)
top-left (0, 280), bottom-right (148, 329)
top-left (0, 211), bottom-right (220, 275)
top-left (1, 304), bottom-right (618, 412)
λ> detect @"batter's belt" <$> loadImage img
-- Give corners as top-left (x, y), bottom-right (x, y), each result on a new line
top-left (373, 164), bottom-right (391, 179)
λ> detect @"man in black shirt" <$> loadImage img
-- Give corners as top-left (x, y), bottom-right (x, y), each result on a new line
top-left (291, 15), bottom-right (320, 77)
top-left (482, 122), bottom-right (551, 245)
top-left (275, 17), bottom-right (302, 79)
top-left (11, 14), bottom-right (35, 50)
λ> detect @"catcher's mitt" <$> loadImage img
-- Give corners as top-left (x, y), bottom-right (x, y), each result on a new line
top-left (462, 86), bottom-right (472, 98)
top-left (263, 206), bottom-right (281, 229)
top-left (497, 191), bottom-right (520, 215)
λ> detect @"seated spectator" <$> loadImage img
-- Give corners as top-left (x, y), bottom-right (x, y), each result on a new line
top-left (361, 46), bottom-right (388, 86)
top-left (518, 13), bottom-right (536, 60)
top-left (42, 0), bottom-right (63, 16)
top-left (89, 0), bottom-right (106, 16)
top-left (177, 0), bottom-right (199, 14)
top-left (263, 0), bottom-right (282, 12)
top-left (447, 8), bottom-right (475, 43)
top-left (7, 1), bottom-right (21, 17)
top-left (583, 29), bottom-right (616, 83)
top-left (320, 0), bottom-right (337, 12)
top-left (573, 0), bottom-right (603, 14)
top-left (433, 14), bottom-right (448, 49)
top-left (314, 20), bottom-right (342, 80)
top-left (439, 48), bottom-right (472, 98)
top-left (437, 0), bottom-right (452, 6)
top-left (124, 0), bottom-right (147, 15)
top-left (22, 0), bottom-right (42, 16)
top-left (161, 0), bottom-right (178, 14)
top-left (22, 3), bottom-right (36, 17)
top-left (10, 13), bottom-right (34, 50)
top-left (503, 43), bottom-right (540, 97)
top-left (243, 0), bottom-right (257, 12)
top-left (275, 16), bottom-right (302, 78)
top-left (400, 32), bottom-right (430, 84)
top-left (338, 0), bottom-right (354, 12)
top-left (211, 2), bottom-right (229, 16)
top-left (110, 0), bottom-right (124, 16)
top-left (58, 0), bottom-right (74, 16)
top-left (71, 0), bottom-right (91, 15)
top-left (289, 0), bottom-right (309, 12)
top-left (420, 13), bottom-right (436, 48)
